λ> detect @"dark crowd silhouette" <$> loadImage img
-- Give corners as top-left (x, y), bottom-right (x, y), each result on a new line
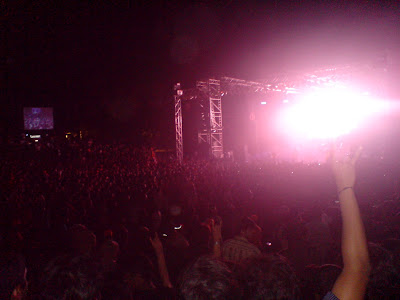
top-left (1, 138), bottom-right (400, 299)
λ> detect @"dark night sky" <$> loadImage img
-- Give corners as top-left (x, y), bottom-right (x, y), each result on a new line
top-left (2, 0), bottom-right (400, 145)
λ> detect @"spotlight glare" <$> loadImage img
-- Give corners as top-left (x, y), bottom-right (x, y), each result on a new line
top-left (261, 101), bottom-right (267, 105)
top-left (279, 86), bottom-right (387, 140)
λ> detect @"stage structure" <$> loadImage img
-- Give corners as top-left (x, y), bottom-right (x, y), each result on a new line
top-left (174, 56), bottom-right (393, 162)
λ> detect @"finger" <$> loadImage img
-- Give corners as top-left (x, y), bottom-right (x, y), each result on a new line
top-left (209, 218), bottom-right (215, 228)
top-left (327, 141), bottom-right (338, 166)
top-left (351, 146), bottom-right (363, 165)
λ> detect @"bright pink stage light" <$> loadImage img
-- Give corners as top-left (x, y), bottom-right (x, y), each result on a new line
top-left (279, 87), bottom-right (388, 140)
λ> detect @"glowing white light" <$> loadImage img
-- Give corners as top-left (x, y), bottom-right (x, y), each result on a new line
top-left (261, 101), bottom-right (267, 105)
top-left (279, 86), bottom-right (387, 140)
top-left (283, 99), bottom-right (289, 103)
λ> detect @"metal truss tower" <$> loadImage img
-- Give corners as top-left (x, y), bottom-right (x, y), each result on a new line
top-left (196, 80), bottom-right (210, 146)
top-left (174, 91), bottom-right (183, 163)
top-left (174, 56), bottom-right (392, 161)
top-left (174, 79), bottom-right (224, 161)
top-left (208, 79), bottom-right (223, 158)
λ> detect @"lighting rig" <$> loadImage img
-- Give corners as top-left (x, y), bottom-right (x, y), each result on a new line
top-left (174, 57), bottom-right (393, 162)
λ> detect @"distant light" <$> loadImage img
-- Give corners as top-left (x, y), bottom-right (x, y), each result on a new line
top-left (261, 101), bottom-right (267, 105)
top-left (283, 99), bottom-right (289, 103)
top-left (286, 88), bottom-right (299, 94)
top-left (34, 140), bottom-right (39, 142)
top-left (174, 225), bottom-right (182, 230)
top-left (30, 134), bottom-right (41, 139)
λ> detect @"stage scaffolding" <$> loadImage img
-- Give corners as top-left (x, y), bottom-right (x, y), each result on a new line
top-left (174, 92), bottom-right (183, 163)
top-left (174, 56), bottom-right (393, 162)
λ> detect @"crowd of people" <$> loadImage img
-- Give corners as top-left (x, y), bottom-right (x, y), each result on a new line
top-left (1, 138), bottom-right (400, 299)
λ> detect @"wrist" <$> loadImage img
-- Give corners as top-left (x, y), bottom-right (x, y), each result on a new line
top-left (213, 239), bottom-right (222, 246)
top-left (154, 248), bottom-right (164, 256)
top-left (213, 235), bottom-right (222, 242)
top-left (337, 186), bottom-right (354, 196)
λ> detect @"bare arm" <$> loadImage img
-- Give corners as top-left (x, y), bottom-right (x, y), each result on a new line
top-left (331, 147), bottom-right (370, 300)
top-left (149, 233), bottom-right (173, 288)
top-left (211, 218), bottom-right (222, 258)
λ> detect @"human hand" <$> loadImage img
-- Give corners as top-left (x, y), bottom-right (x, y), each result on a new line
top-left (330, 145), bottom-right (362, 192)
top-left (149, 232), bottom-right (163, 254)
top-left (211, 217), bottom-right (222, 242)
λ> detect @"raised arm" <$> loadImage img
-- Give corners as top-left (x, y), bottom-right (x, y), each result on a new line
top-left (211, 217), bottom-right (222, 258)
top-left (149, 233), bottom-right (173, 288)
top-left (331, 147), bottom-right (370, 300)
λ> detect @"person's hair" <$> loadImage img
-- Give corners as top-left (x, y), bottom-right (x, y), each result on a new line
top-left (366, 242), bottom-right (400, 299)
top-left (101, 254), bottom-right (157, 300)
top-left (118, 253), bottom-right (156, 286)
top-left (179, 256), bottom-right (238, 300)
top-left (318, 264), bottom-right (342, 296)
top-left (301, 264), bottom-right (319, 299)
top-left (236, 254), bottom-right (301, 300)
top-left (0, 252), bottom-right (26, 300)
top-left (239, 217), bottom-right (258, 232)
top-left (39, 254), bottom-right (101, 300)
top-left (69, 224), bottom-right (97, 256)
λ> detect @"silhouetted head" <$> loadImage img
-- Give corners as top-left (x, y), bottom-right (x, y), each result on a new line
top-left (236, 254), bottom-right (301, 300)
top-left (179, 256), bottom-right (238, 300)
top-left (39, 254), bottom-right (101, 300)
